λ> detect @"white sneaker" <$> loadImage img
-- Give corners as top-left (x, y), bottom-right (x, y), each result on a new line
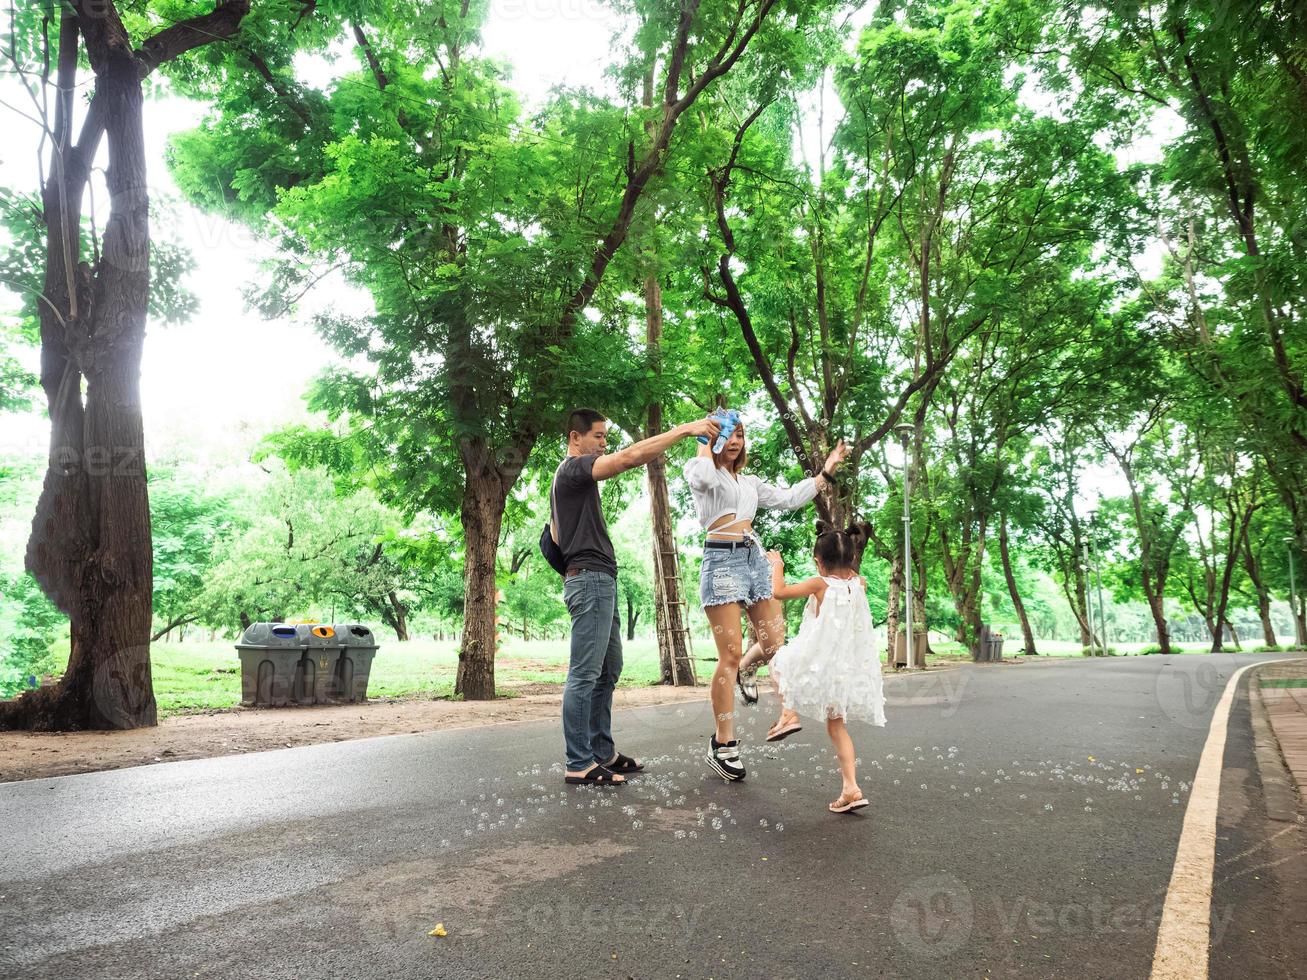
top-left (707, 735), bottom-right (746, 781)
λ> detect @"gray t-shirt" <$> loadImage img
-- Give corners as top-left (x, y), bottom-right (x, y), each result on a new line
top-left (552, 454), bottom-right (618, 578)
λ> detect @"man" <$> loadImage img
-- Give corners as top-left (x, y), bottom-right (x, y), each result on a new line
top-left (554, 408), bottom-right (719, 785)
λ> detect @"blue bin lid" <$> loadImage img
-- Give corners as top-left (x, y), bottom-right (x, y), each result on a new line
top-left (235, 622), bottom-right (303, 651)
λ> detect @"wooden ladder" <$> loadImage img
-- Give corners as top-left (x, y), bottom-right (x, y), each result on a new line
top-left (656, 546), bottom-right (697, 686)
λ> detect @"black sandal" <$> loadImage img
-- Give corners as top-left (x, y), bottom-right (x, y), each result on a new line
top-left (604, 752), bottom-right (645, 774)
top-left (564, 765), bottom-right (625, 785)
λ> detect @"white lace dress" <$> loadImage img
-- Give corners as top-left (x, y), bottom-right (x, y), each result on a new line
top-left (771, 576), bottom-right (887, 725)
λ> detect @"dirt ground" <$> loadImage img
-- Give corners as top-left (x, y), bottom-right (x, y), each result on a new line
top-left (0, 684), bottom-right (708, 784)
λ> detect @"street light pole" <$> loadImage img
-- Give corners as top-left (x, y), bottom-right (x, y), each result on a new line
top-left (1081, 540), bottom-right (1096, 655)
top-left (1288, 537), bottom-right (1305, 647)
top-left (896, 423), bottom-right (915, 669)
top-left (1089, 510), bottom-right (1109, 652)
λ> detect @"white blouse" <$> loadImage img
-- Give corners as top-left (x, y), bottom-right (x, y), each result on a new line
top-left (684, 456), bottom-right (818, 532)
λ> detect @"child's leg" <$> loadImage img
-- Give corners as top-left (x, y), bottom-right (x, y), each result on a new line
top-left (765, 662), bottom-right (800, 735)
top-left (738, 640), bottom-right (766, 676)
top-left (826, 716), bottom-right (860, 796)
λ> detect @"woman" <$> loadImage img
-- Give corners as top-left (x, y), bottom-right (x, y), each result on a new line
top-left (684, 416), bottom-right (847, 781)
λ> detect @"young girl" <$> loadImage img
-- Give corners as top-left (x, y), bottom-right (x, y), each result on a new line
top-left (766, 524), bottom-right (886, 813)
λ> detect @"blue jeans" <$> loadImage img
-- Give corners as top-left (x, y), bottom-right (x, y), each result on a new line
top-left (562, 569), bottom-right (623, 771)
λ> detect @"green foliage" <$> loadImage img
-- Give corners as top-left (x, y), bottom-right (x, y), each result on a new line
top-left (194, 465), bottom-right (419, 632)
top-left (149, 469), bottom-right (242, 637)
top-left (0, 572), bottom-right (65, 697)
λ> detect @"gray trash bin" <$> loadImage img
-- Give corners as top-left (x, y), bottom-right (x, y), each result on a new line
top-left (991, 634), bottom-right (1005, 661)
top-left (332, 623), bottom-right (380, 703)
top-left (294, 624), bottom-right (341, 705)
top-left (236, 623), bottom-right (304, 706)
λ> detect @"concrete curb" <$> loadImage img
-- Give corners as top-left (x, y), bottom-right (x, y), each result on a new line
top-left (1249, 665), bottom-right (1303, 823)
top-left (1254, 658), bottom-right (1307, 821)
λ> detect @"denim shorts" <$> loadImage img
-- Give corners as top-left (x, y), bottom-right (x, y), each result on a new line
top-left (699, 541), bottom-right (774, 608)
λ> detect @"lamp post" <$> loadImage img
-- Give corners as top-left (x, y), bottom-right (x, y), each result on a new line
top-left (895, 423), bottom-right (915, 668)
top-left (1089, 509), bottom-right (1109, 652)
top-left (1287, 537), bottom-right (1306, 647)
top-left (1081, 539), bottom-right (1096, 655)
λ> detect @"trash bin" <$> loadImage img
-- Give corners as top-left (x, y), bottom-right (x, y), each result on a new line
top-left (332, 623), bottom-right (380, 703)
top-left (990, 633), bottom-right (1005, 661)
top-left (294, 624), bottom-right (340, 705)
top-left (235, 623), bottom-right (304, 706)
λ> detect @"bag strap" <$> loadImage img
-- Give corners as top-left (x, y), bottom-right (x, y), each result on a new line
top-left (549, 461), bottom-right (565, 544)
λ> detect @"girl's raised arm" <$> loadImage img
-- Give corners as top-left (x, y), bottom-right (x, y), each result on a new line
top-left (766, 550), bottom-right (826, 601)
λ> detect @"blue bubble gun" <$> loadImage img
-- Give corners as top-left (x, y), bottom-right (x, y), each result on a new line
top-left (697, 409), bottom-right (741, 453)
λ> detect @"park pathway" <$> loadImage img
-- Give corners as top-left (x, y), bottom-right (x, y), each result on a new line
top-left (2, 654), bottom-right (1304, 979)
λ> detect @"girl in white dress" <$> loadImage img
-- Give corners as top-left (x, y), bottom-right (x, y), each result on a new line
top-left (766, 525), bottom-right (886, 813)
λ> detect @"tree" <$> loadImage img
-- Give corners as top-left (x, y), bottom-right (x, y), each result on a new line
top-left (148, 469), bottom-right (239, 641)
top-left (501, 569), bottom-right (566, 642)
top-left (0, 1), bottom-right (254, 731)
top-left (168, 0), bottom-right (807, 699)
top-left (196, 466), bottom-right (415, 635)
top-left (1058, 0), bottom-right (1307, 571)
top-left (1098, 409), bottom-right (1200, 656)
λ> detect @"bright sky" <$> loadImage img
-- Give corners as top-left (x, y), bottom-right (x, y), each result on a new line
top-left (0, 2), bottom-right (1167, 503)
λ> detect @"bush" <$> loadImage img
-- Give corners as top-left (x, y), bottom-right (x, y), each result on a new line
top-left (1080, 646), bottom-right (1119, 657)
top-left (1138, 644), bottom-right (1163, 656)
top-left (0, 573), bottom-right (66, 698)
top-left (1253, 644), bottom-right (1284, 653)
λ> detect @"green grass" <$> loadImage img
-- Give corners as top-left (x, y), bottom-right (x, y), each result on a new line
top-left (123, 635), bottom-right (672, 718)
top-left (1262, 679), bottom-right (1307, 688)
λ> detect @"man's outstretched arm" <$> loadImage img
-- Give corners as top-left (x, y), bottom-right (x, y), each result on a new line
top-left (591, 418), bottom-right (719, 481)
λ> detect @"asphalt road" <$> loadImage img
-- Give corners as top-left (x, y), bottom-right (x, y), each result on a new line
top-left (2, 654), bottom-right (1304, 980)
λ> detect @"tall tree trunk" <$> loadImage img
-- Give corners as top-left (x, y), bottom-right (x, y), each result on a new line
top-left (1242, 532), bottom-right (1277, 646)
top-left (885, 554), bottom-right (902, 660)
top-left (1146, 592), bottom-right (1171, 652)
top-left (912, 552), bottom-right (928, 653)
top-left (4, 30), bottom-right (155, 731)
top-left (456, 467), bottom-right (507, 699)
top-left (626, 595), bottom-right (638, 641)
top-left (1, 3), bottom-right (253, 732)
top-left (644, 268), bottom-right (694, 686)
top-left (999, 515), bottom-right (1037, 654)
top-left (386, 590), bottom-right (409, 641)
